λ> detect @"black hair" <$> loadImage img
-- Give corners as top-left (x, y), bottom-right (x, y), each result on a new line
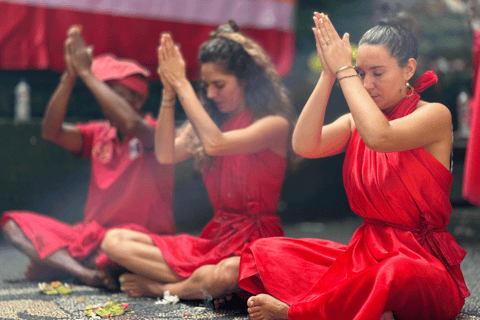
top-left (359, 11), bottom-right (419, 67)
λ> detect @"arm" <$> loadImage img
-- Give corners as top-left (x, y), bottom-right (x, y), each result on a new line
top-left (317, 14), bottom-right (451, 153)
top-left (158, 33), bottom-right (290, 157)
top-left (66, 29), bottom-right (155, 149)
top-left (292, 14), bottom-right (353, 158)
top-left (41, 37), bottom-right (83, 154)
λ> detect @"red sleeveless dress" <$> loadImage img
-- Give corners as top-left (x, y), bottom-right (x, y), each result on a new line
top-left (149, 108), bottom-right (286, 279)
top-left (239, 72), bottom-right (469, 320)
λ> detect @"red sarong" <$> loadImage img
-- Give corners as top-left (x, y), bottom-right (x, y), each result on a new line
top-left (239, 72), bottom-right (469, 320)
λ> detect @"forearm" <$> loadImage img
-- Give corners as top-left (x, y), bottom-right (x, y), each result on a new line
top-left (338, 75), bottom-right (391, 146)
top-left (175, 79), bottom-right (224, 154)
top-left (155, 90), bottom-right (176, 163)
top-left (79, 71), bottom-right (142, 134)
top-left (292, 72), bottom-right (335, 155)
top-left (41, 72), bottom-right (76, 141)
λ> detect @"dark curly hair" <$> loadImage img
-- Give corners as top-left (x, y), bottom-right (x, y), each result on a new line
top-left (183, 20), bottom-right (298, 171)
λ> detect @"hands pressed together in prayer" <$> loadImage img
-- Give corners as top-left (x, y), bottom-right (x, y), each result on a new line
top-left (63, 25), bottom-right (93, 80)
top-left (312, 12), bottom-right (356, 80)
top-left (157, 33), bottom-right (187, 96)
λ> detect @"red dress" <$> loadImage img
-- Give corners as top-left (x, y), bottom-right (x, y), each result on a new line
top-left (239, 72), bottom-right (469, 320)
top-left (1, 116), bottom-right (175, 268)
top-left (149, 109), bottom-right (286, 279)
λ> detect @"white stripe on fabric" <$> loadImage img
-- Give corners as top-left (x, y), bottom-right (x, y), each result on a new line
top-left (10, 0), bottom-right (296, 31)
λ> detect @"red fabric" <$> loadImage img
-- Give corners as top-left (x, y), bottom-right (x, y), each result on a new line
top-left (0, 2), bottom-right (295, 78)
top-left (239, 72), bottom-right (469, 320)
top-left (148, 109), bottom-right (286, 279)
top-left (1, 116), bottom-right (175, 266)
top-left (463, 31), bottom-right (480, 206)
top-left (92, 54), bottom-right (150, 96)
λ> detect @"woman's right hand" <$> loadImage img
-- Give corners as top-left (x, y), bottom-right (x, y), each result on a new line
top-left (313, 12), bottom-right (334, 80)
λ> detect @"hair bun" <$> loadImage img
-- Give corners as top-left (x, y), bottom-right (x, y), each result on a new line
top-left (228, 19), bottom-right (240, 32)
top-left (378, 10), bottom-right (419, 38)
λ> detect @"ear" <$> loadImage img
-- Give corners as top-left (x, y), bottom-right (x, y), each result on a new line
top-left (404, 58), bottom-right (417, 82)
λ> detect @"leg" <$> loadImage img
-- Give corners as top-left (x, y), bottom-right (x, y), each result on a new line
top-left (247, 294), bottom-right (289, 320)
top-left (118, 257), bottom-right (241, 300)
top-left (101, 229), bottom-right (181, 283)
top-left (2, 219), bottom-right (114, 289)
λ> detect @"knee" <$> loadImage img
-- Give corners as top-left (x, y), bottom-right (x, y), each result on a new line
top-left (101, 229), bottom-right (127, 257)
top-left (2, 219), bottom-right (21, 243)
top-left (212, 257), bottom-right (240, 292)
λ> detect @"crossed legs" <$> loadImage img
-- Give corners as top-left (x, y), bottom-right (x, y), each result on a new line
top-left (2, 219), bottom-right (114, 289)
top-left (101, 229), bottom-right (242, 301)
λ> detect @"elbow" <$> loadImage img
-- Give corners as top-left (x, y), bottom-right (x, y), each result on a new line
top-left (41, 122), bottom-right (56, 143)
top-left (204, 144), bottom-right (218, 156)
top-left (362, 135), bottom-right (388, 152)
top-left (122, 118), bottom-right (142, 137)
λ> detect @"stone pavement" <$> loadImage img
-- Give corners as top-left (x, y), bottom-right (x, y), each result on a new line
top-left (0, 206), bottom-right (479, 319)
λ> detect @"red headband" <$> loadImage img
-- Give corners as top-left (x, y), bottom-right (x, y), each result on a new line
top-left (91, 54), bottom-right (150, 96)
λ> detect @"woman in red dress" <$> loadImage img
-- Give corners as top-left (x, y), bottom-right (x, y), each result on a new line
top-left (100, 21), bottom-right (297, 301)
top-left (239, 12), bottom-right (469, 320)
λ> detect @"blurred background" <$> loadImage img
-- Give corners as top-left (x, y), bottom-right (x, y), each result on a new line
top-left (0, 0), bottom-right (475, 232)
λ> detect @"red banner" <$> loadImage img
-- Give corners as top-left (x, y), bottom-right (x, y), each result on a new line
top-left (0, 0), bottom-right (296, 78)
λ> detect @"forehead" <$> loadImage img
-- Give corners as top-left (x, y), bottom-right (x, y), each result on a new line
top-left (356, 44), bottom-right (397, 69)
top-left (200, 62), bottom-right (235, 81)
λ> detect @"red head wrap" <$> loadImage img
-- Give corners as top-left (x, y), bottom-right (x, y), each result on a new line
top-left (91, 54), bottom-right (150, 96)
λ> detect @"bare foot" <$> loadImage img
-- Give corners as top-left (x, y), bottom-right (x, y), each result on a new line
top-left (78, 268), bottom-right (117, 291)
top-left (118, 273), bottom-right (165, 297)
top-left (24, 260), bottom-right (68, 282)
top-left (247, 294), bottom-right (289, 320)
top-left (380, 311), bottom-right (395, 320)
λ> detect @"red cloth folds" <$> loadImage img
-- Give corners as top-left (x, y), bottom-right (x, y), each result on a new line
top-left (239, 71), bottom-right (468, 320)
top-left (147, 109), bottom-right (286, 279)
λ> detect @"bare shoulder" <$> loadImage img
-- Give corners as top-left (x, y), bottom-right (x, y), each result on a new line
top-left (415, 100), bottom-right (452, 127)
top-left (415, 100), bottom-right (452, 118)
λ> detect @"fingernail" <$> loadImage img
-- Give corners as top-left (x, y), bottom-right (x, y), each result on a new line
top-left (119, 277), bottom-right (124, 282)
top-left (120, 286), bottom-right (124, 291)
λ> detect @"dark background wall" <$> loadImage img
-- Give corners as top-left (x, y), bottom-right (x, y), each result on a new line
top-left (0, 0), bottom-right (475, 232)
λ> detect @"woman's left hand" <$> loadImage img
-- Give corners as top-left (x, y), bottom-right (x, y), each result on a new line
top-left (316, 13), bottom-right (353, 76)
top-left (158, 33), bottom-right (187, 90)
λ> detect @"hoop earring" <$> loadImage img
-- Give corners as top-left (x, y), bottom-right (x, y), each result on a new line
top-left (401, 82), bottom-right (414, 99)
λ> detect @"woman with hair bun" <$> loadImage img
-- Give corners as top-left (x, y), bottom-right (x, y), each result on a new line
top-left (100, 20), bottom-right (297, 303)
top-left (239, 12), bottom-right (469, 320)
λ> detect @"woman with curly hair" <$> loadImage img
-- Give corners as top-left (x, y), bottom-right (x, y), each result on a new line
top-left (100, 20), bottom-right (297, 303)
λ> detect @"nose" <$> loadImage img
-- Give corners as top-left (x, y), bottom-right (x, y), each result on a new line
top-left (206, 86), bottom-right (217, 100)
top-left (363, 74), bottom-right (375, 91)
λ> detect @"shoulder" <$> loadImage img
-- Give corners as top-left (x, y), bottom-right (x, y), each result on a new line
top-left (415, 100), bottom-right (452, 124)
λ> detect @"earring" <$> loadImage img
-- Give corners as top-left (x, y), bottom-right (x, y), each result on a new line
top-left (400, 82), bottom-right (414, 99)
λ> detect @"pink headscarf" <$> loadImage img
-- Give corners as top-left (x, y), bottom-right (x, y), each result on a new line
top-left (91, 54), bottom-right (150, 96)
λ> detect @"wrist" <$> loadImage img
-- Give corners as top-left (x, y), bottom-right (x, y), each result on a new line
top-left (162, 89), bottom-right (176, 100)
top-left (61, 71), bottom-right (77, 84)
top-left (172, 78), bottom-right (189, 92)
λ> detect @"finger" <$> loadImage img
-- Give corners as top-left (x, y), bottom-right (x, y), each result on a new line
top-left (317, 15), bottom-right (330, 44)
top-left (163, 34), bottom-right (175, 59)
top-left (67, 24), bottom-right (82, 37)
top-left (316, 17), bottom-right (330, 49)
top-left (323, 14), bottom-right (342, 43)
top-left (65, 37), bottom-right (74, 57)
top-left (342, 32), bottom-right (351, 48)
